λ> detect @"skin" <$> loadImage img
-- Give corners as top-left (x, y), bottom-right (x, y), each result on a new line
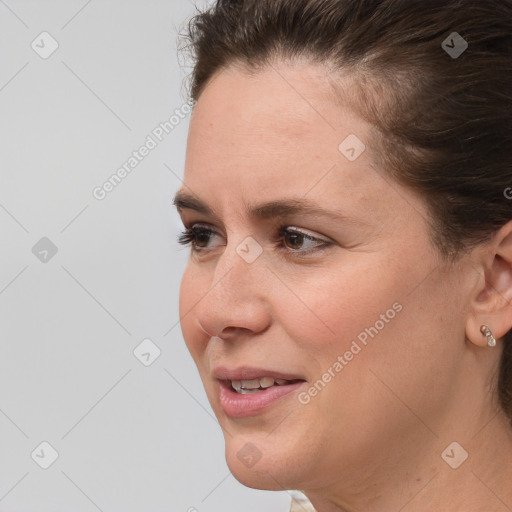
top-left (175, 60), bottom-right (512, 512)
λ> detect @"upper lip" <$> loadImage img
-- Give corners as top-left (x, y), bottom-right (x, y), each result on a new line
top-left (213, 366), bottom-right (305, 382)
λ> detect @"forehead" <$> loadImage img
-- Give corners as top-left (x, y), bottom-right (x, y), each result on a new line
top-left (191, 62), bottom-right (342, 132)
top-left (185, 62), bottom-right (373, 196)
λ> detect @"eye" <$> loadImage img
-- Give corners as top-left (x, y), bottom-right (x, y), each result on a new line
top-left (177, 223), bottom-right (332, 257)
top-left (177, 223), bottom-right (223, 251)
top-left (275, 226), bottom-right (331, 255)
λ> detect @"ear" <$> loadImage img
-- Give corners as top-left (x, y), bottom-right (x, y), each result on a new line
top-left (466, 219), bottom-right (512, 348)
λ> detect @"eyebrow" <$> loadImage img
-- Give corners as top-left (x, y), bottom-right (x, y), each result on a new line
top-left (172, 189), bottom-right (367, 226)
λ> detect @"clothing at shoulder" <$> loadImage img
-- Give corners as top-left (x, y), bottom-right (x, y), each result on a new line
top-left (289, 499), bottom-right (317, 512)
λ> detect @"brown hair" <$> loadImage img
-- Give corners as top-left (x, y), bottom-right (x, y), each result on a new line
top-left (179, 0), bottom-right (512, 421)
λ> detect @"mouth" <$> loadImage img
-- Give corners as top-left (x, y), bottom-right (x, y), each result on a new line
top-left (227, 376), bottom-right (305, 394)
top-left (214, 366), bottom-right (307, 418)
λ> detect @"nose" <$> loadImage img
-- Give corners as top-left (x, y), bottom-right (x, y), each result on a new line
top-left (193, 239), bottom-right (272, 342)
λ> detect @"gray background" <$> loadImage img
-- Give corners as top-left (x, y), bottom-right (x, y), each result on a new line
top-left (0, 1), bottom-right (293, 510)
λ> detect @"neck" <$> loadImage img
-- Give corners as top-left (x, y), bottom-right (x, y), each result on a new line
top-left (305, 392), bottom-right (512, 512)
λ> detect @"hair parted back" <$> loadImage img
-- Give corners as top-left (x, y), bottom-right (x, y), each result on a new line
top-left (179, 0), bottom-right (512, 422)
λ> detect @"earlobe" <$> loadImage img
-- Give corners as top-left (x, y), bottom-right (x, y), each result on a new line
top-left (466, 316), bottom-right (501, 348)
top-left (465, 220), bottom-right (512, 348)
top-left (480, 324), bottom-right (497, 347)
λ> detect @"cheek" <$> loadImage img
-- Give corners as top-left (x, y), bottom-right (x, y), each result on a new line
top-left (295, 257), bottom-right (462, 438)
top-left (283, 255), bottom-right (434, 409)
top-left (178, 265), bottom-right (208, 360)
top-left (280, 255), bottom-right (408, 357)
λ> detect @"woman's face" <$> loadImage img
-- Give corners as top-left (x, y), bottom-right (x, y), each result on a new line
top-left (176, 62), bottom-right (474, 494)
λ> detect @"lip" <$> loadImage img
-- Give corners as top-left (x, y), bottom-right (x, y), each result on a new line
top-left (218, 380), bottom-right (306, 418)
top-left (213, 366), bottom-right (307, 418)
top-left (213, 365), bottom-right (305, 381)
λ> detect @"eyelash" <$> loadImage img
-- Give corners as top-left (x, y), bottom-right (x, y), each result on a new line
top-left (177, 223), bottom-right (332, 257)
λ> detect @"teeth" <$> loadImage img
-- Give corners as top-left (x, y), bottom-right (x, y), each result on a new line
top-left (230, 376), bottom-right (292, 393)
top-left (239, 388), bottom-right (261, 394)
top-left (259, 377), bottom-right (275, 388)
top-left (240, 378), bottom-right (261, 390)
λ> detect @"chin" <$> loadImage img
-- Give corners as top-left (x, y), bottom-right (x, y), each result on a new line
top-left (223, 434), bottom-right (303, 491)
top-left (225, 452), bottom-right (291, 491)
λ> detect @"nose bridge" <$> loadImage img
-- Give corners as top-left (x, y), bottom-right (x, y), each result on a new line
top-left (212, 235), bottom-right (264, 302)
top-left (197, 235), bottom-right (270, 336)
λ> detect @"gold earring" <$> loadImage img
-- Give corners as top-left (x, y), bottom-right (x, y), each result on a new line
top-left (480, 325), bottom-right (497, 347)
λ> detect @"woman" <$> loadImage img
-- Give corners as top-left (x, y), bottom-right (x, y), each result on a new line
top-left (173, 1), bottom-right (512, 510)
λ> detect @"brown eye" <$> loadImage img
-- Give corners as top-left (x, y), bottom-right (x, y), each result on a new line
top-left (178, 223), bottom-right (332, 257)
top-left (283, 231), bottom-right (306, 250)
top-left (195, 229), bottom-right (212, 247)
top-left (277, 226), bottom-right (332, 256)
top-left (177, 224), bottom-right (223, 252)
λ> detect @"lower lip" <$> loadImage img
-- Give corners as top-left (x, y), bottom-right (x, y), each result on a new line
top-left (218, 380), bottom-right (306, 418)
